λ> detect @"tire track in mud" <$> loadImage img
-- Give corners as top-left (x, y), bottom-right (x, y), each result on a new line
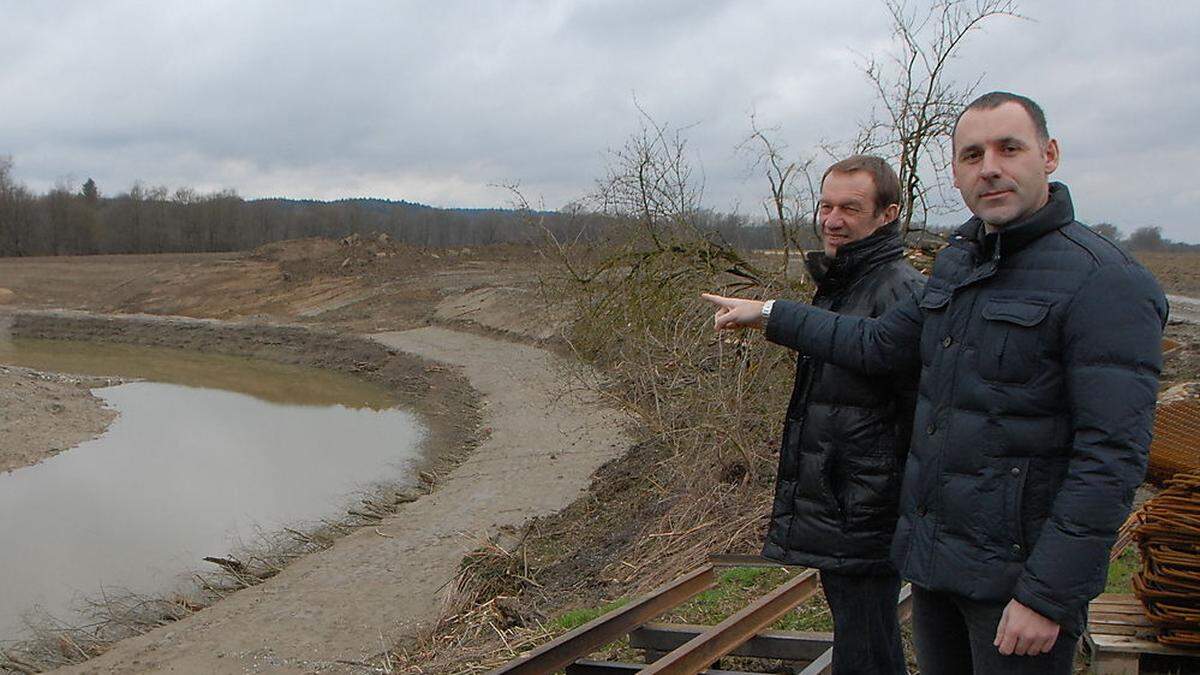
top-left (57, 326), bottom-right (630, 675)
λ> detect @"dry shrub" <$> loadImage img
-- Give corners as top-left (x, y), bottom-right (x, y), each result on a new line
top-left (546, 234), bottom-right (810, 590)
top-left (388, 535), bottom-right (553, 674)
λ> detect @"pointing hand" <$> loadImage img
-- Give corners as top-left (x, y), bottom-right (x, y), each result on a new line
top-left (701, 293), bottom-right (767, 331)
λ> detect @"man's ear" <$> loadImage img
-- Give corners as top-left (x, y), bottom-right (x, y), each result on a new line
top-left (883, 202), bottom-right (900, 223)
top-left (1044, 138), bottom-right (1060, 175)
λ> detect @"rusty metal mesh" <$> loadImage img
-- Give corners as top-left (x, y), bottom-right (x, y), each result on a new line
top-left (1132, 470), bottom-right (1200, 648)
top-left (1148, 388), bottom-right (1200, 484)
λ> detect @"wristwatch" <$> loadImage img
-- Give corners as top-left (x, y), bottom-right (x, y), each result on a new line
top-left (761, 299), bottom-right (775, 323)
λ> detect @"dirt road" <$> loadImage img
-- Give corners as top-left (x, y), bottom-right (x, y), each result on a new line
top-left (55, 325), bottom-right (629, 674)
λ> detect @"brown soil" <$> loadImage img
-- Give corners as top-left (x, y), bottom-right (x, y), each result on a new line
top-left (1137, 251), bottom-right (1200, 297)
top-left (0, 366), bottom-right (121, 474)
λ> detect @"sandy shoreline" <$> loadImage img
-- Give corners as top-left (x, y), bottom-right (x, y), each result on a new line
top-left (0, 365), bottom-right (121, 474)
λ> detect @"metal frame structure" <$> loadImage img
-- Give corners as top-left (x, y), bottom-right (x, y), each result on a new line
top-left (489, 557), bottom-right (914, 675)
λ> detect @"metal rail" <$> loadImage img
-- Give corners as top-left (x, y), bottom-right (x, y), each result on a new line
top-left (630, 623), bottom-right (833, 661)
top-left (639, 569), bottom-right (820, 674)
top-left (492, 561), bottom-right (914, 675)
top-left (487, 565), bottom-right (715, 675)
top-left (565, 662), bottom-right (770, 675)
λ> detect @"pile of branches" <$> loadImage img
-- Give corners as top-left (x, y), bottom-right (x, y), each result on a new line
top-left (1132, 469), bottom-right (1200, 648)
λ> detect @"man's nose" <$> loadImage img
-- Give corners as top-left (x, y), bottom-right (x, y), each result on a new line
top-left (980, 150), bottom-right (1002, 178)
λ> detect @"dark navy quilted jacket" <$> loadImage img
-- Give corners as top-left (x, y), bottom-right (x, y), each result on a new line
top-left (764, 184), bottom-right (1167, 634)
top-left (762, 222), bottom-right (925, 574)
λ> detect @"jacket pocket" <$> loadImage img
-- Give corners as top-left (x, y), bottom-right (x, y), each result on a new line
top-left (1004, 457), bottom-right (1032, 554)
top-left (797, 450), bottom-right (844, 520)
top-left (918, 285), bottom-right (952, 365)
top-left (978, 298), bottom-right (1050, 384)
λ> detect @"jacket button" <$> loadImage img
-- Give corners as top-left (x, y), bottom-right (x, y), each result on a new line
top-left (942, 335), bottom-right (953, 348)
top-left (926, 423), bottom-right (937, 435)
top-left (1012, 543), bottom-right (1022, 554)
top-left (1011, 466), bottom-right (1021, 476)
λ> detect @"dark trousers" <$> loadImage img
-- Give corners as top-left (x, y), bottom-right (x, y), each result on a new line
top-left (820, 569), bottom-right (907, 675)
top-left (910, 586), bottom-right (1078, 675)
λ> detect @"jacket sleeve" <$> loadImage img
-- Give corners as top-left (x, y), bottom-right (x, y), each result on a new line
top-left (763, 284), bottom-right (925, 375)
top-left (1012, 262), bottom-right (1167, 624)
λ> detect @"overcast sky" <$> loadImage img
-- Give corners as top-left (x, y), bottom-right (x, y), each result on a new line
top-left (2, 1), bottom-right (1197, 242)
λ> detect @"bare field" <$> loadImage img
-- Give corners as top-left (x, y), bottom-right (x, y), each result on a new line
top-left (1137, 251), bottom-right (1200, 297)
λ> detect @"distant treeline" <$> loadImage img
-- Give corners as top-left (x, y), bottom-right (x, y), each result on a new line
top-left (0, 162), bottom-right (810, 257)
top-left (1093, 223), bottom-right (1200, 253)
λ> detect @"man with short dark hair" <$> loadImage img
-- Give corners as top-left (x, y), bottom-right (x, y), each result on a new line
top-left (704, 92), bottom-right (1167, 674)
top-left (709, 155), bottom-right (923, 674)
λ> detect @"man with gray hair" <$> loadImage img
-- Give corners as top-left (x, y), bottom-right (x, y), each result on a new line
top-left (705, 92), bottom-right (1167, 674)
top-left (713, 155), bottom-right (923, 674)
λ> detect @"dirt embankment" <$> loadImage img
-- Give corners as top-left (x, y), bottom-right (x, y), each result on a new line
top-left (0, 366), bottom-right (120, 474)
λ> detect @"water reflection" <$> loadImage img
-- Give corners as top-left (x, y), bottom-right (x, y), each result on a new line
top-left (0, 337), bottom-right (396, 408)
top-left (0, 341), bottom-right (425, 640)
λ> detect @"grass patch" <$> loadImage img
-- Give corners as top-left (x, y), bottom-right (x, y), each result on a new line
top-left (553, 598), bottom-right (631, 631)
top-left (1105, 547), bottom-right (1141, 594)
top-left (660, 567), bottom-right (834, 632)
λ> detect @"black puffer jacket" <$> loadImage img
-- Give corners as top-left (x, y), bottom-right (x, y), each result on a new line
top-left (762, 222), bottom-right (925, 574)
top-left (764, 184), bottom-right (1167, 635)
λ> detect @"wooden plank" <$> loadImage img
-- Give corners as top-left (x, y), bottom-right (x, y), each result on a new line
top-left (1088, 632), bottom-right (1200, 657)
top-left (629, 623), bottom-right (834, 661)
top-left (564, 661), bottom-right (769, 675)
top-left (1090, 651), bottom-right (1140, 675)
top-left (640, 569), bottom-right (821, 674)
top-left (1094, 607), bottom-right (1147, 624)
top-left (1089, 619), bottom-right (1152, 634)
top-left (488, 565), bottom-right (715, 675)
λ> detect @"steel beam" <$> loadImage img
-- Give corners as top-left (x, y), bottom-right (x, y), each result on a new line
top-left (639, 568), bottom-right (821, 674)
top-left (565, 661), bottom-right (769, 675)
top-left (487, 565), bottom-right (715, 675)
top-left (630, 622), bottom-right (833, 661)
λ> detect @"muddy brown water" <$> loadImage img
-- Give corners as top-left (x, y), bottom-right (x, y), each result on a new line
top-left (0, 339), bottom-right (426, 641)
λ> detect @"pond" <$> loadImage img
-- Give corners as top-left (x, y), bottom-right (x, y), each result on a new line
top-left (0, 338), bottom-right (425, 640)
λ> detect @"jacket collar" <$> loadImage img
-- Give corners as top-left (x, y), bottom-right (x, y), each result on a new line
top-left (954, 182), bottom-right (1075, 261)
top-left (805, 220), bottom-right (905, 286)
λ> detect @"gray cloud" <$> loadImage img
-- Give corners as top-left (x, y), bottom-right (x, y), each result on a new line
top-left (2, 0), bottom-right (1197, 241)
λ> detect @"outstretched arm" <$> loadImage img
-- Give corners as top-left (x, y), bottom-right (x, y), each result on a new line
top-left (701, 290), bottom-right (925, 374)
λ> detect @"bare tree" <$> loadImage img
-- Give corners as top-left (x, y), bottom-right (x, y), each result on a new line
top-left (738, 114), bottom-right (819, 278)
top-left (855, 0), bottom-right (1020, 239)
top-left (592, 101), bottom-right (705, 250)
